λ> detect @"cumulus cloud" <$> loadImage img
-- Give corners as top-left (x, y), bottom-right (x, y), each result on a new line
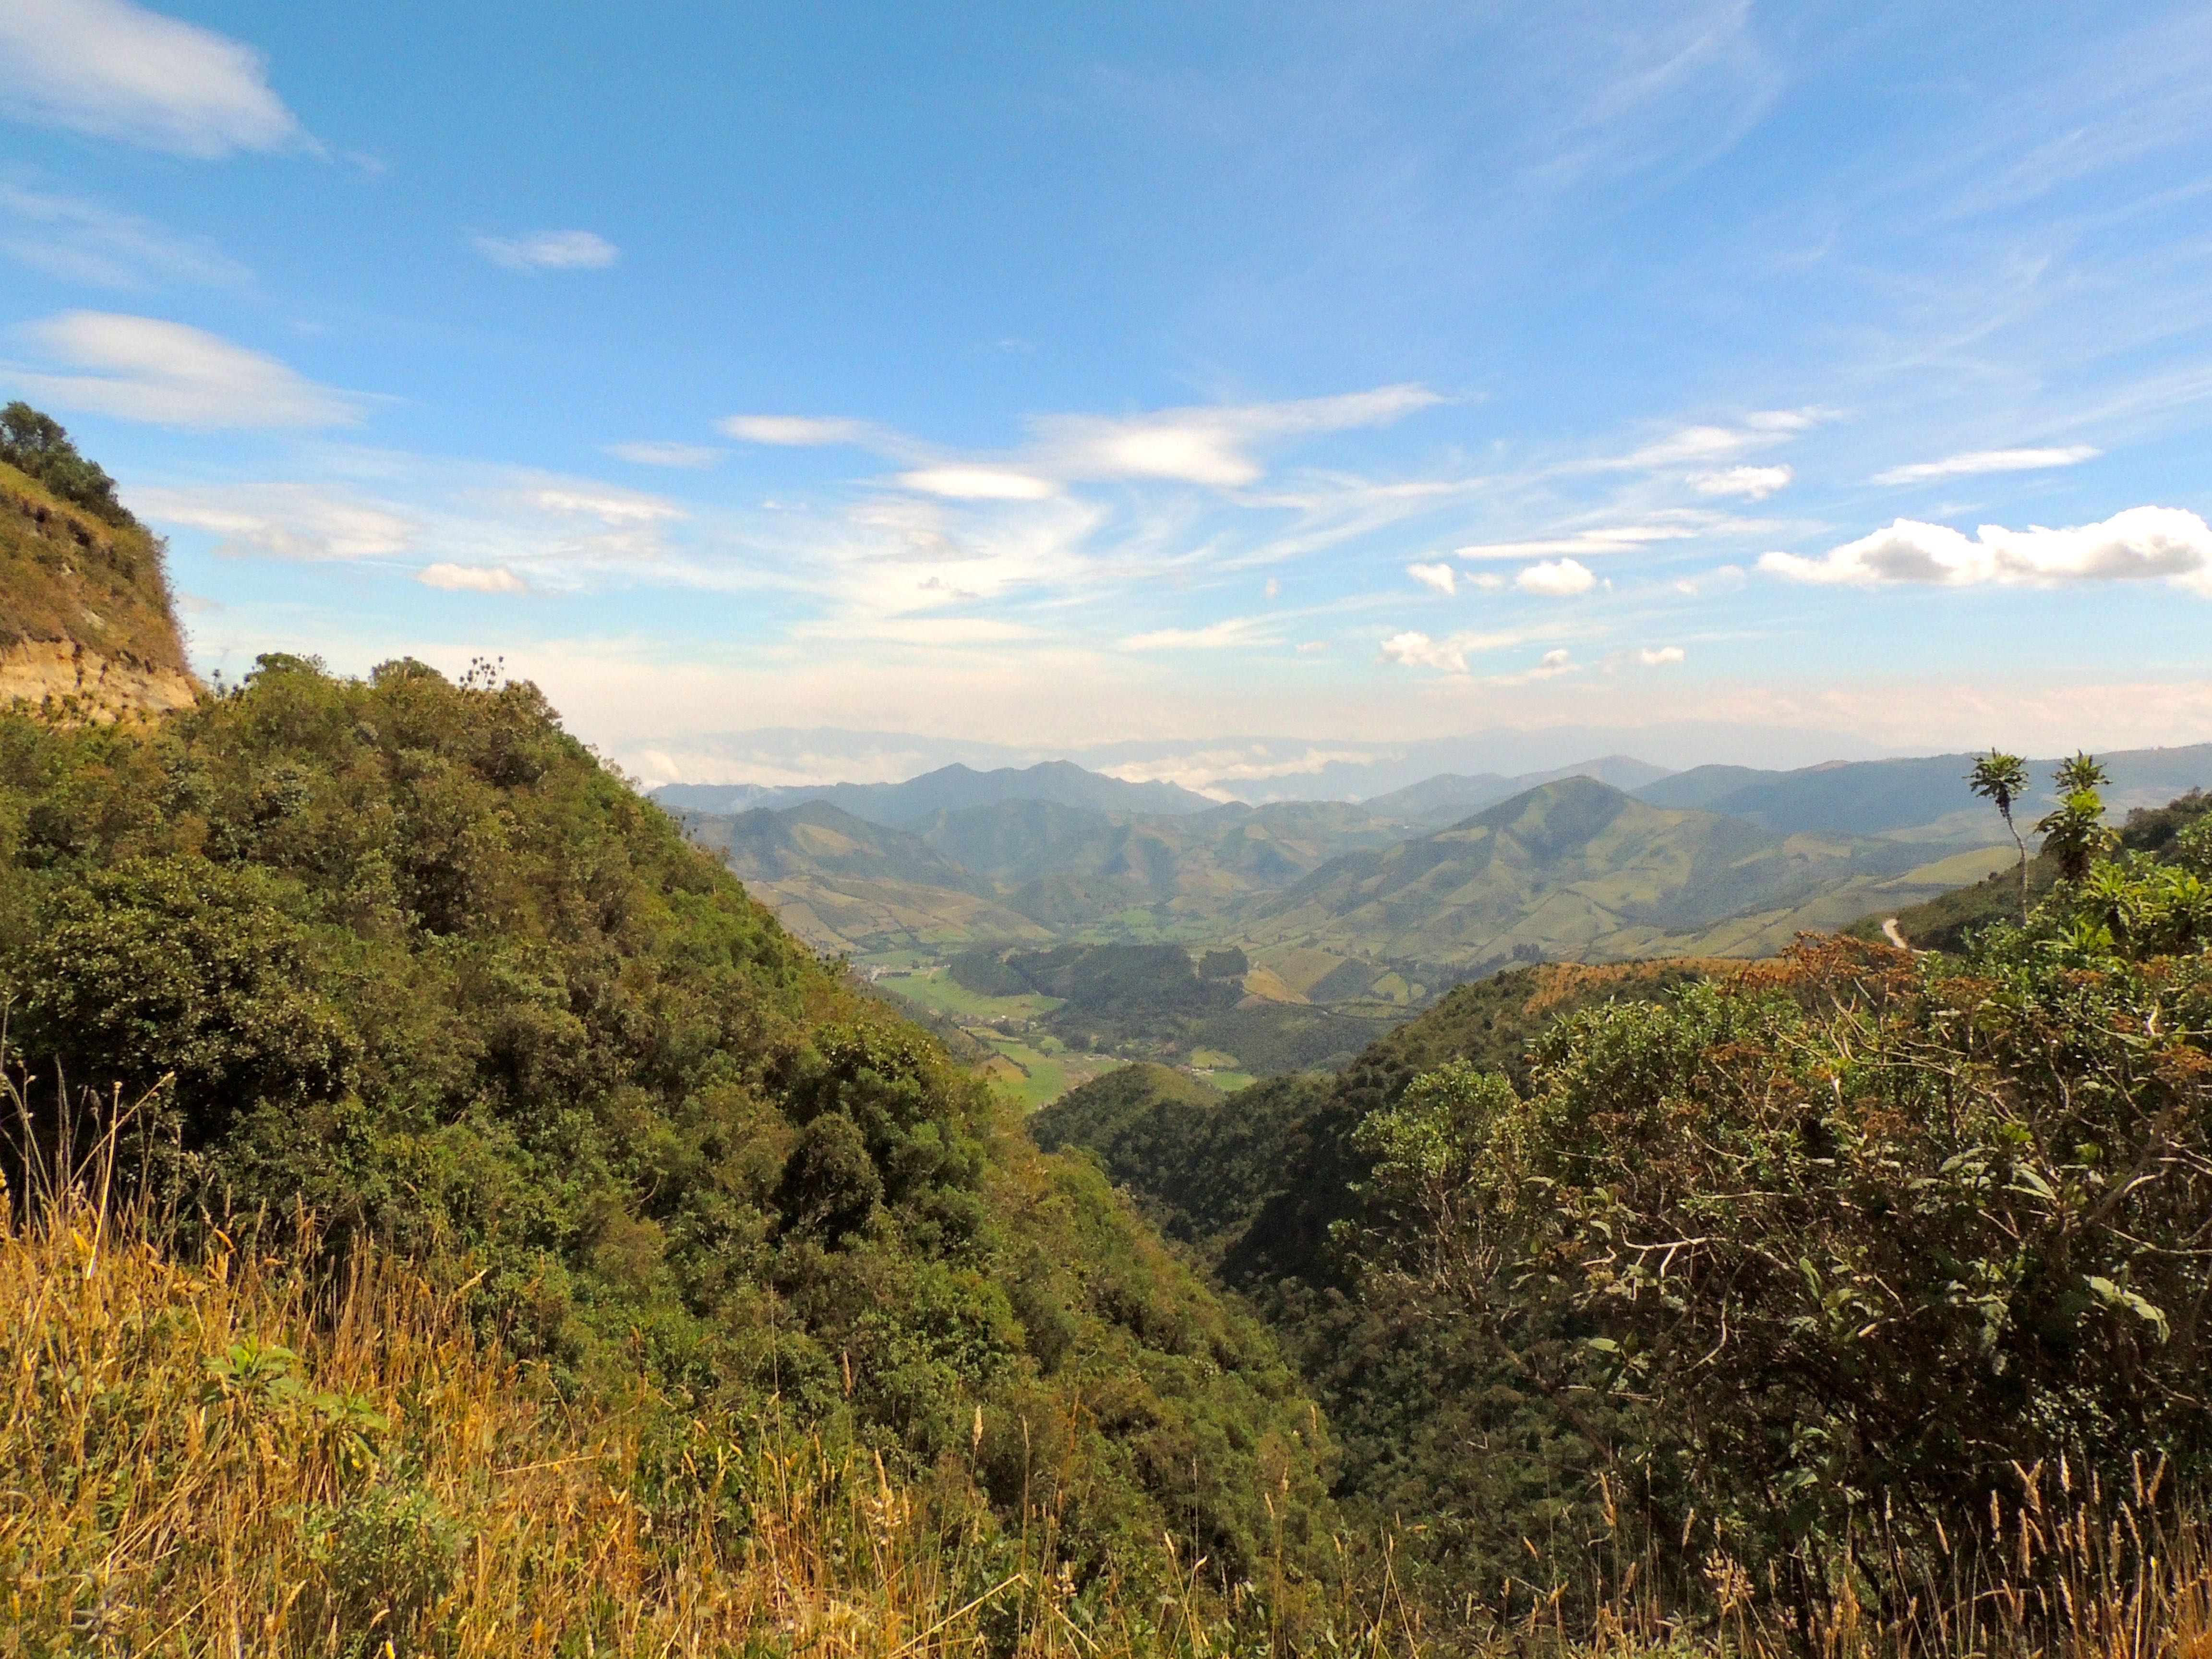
top-left (1637, 646), bottom-right (1686, 665)
top-left (1407, 560), bottom-right (1456, 595)
top-left (605, 441), bottom-right (721, 468)
top-left (134, 483), bottom-right (416, 560)
top-left (1874, 445), bottom-right (2100, 485)
top-left (1760, 508), bottom-right (2212, 591)
top-left (1033, 385), bottom-right (1440, 488)
top-left (0, 0), bottom-right (309, 156)
top-left (1691, 464), bottom-right (1791, 500)
top-left (717, 414), bottom-right (879, 446)
top-left (9, 311), bottom-right (356, 429)
top-left (0, 183), bottom-right (251, 289)
top-left (474, 229), bottom-right (620, 271)
top-left (1517, 557), bottom-right (1597, 596)
top-left (896, 466), bottom-right (1058, 501)
top-left (1377, 627), bottom-right (1530, 674)
top-left (419, 563), bottom-right (526, 593)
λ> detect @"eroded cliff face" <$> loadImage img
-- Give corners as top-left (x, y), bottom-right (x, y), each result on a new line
top-left (0, 637), bottom-right (200, 721)
top-left (1, 469), bottom-right (201, 723)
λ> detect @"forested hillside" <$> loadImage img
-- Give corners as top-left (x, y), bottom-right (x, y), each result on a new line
top-left (0, 649), bottom-right (1345, 1647)
top-left (1040, 793), bottom-right (2212, 1642)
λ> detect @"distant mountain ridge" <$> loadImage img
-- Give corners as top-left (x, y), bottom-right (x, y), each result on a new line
top-left (655, 759), bottom-right (1217, 827)
top-left (1359, 755), bottom-right (1674, 826)
top-left (1242, 775), bottom-right (2008, 975)
top-left (1636, 744), bottom-right (2212, 836)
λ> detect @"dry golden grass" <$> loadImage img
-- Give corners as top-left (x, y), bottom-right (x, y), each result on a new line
top-left (0, 1178), bottom-right (1405, 1658)
top-left (5, 1150), bottom-right (2209, 1657)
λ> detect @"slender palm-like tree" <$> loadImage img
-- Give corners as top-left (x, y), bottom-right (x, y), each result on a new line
top-left (2037, 751), bottom-right (2114, 882)
top-left (1969, 749), bottom-right (2032, 922)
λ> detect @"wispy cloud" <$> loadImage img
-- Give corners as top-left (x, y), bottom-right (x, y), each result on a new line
top-left (1407, 560), bottom-right (1456, 595)
top-left (1456, 524), bottom-right (1696, 559)
top-left (135, 483), bottom-right (416, 559)
top-left (474, 230), bottom-right (620, 271)
top-left (1873, 445), bottom-right (2101, 485)
top-left (896, 466), bottom-right (1058, 500)
top-left (1760, 506), bottom-right (2212, 592)
top-left (606, 441), bottom-right (722, 469)
top-left (0, 183), bottom-right (252, 289)
top-left (717, 414), bottom-right (882, 446)
top-left (1120, 615), bottom-right (1279, 650)
top-left (419, 563), bottom-right (526, 593)
top-left (1691, 464), bottom-right (1791, 500)
top-left (9, 311), bottom-right (357, 429)
top-left (0, 0), bottom-right (312, 156)
top-left (1030, 385), bottom-right (1441, 487)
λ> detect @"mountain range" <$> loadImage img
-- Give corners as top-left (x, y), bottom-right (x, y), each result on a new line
top-left (658, 743), bottom-right (2212, 1060)
top-left (653, 759), bottom-right (1218, 826)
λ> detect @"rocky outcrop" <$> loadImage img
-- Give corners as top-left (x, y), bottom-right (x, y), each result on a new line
top-left (0, 637), bottom-right (199, 723)
top-left (2, 466), bottom-right (201, 724)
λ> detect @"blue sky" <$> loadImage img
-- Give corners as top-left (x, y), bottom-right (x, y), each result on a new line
top-left (3, 0), bottom-right (2211, 791)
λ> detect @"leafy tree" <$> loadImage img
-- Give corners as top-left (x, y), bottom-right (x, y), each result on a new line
top-left (0, 403), bottom-right (137, 529)
top-left (1968, 748), bottom-right (2032, 920)
top-left (2036, 751), bottom-right (2116, 881)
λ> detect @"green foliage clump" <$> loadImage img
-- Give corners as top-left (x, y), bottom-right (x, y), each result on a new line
top-left (1, 401), bottom-right (137, 529)
top-left (0, 655), bottom-right (1336, 1595)
top-left (1361, 884), bottom-right (2212, 1586)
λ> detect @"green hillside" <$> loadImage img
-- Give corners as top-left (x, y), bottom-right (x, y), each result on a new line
top-left (0, 653), bottom-right (1341, 1614)
top-left (1242, 773), bottom-right (1988, 974)
top-left (679, 798), bottom-right (1051, 953)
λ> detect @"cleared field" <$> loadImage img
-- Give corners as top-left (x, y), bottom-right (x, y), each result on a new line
top-left (878, 966), bottom-right (1062, 1022)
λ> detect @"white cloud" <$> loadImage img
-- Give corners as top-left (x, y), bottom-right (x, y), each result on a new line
top-left (1120, 616), bottom-right (1277, 650)
top-left (529, 486), bottom-right (683, 524)
top-left (717, 414), bottom-right (878, 446)
top-left (606, 441), bottom-right (721, 468)
top-left (9, 311), bottom-right (356, 429)
top-left (1377, 626), bottom-right (1531, 674)
top-left (1691, 464), bottom-right (1791, 500)
top-left (1033, 385), bottom-right (1440, 488)
top-left (1873, 445), bottom-right (2101, 485)
top-left (1457, 524), bottom-right (1696, 559)
top-left (1517, 557), bottom-right (1597, 596)
top-left (474, 230), bottom-right (620, 271)
top-left (1407, 560), bottom-right (1456, 595)
top-left (0, 0), bottom-right (309, 156)
top-left (135, 483), bottom-right (416, 560)
top-left (0, 183), bottom-right (251, 289)
top-left (419, 563), bottom-right (526, 593)
top-left (1539, 648), bottom-right (1572, 670)
top-left (1380, 631), bottom-right (1468, 672)
top-left (1601, 409), bottom-right (1826, 471)
top-left (1759, 507), bottom-right (2212, 591)
top-left (896, 466), bottom-right (1058, 501)
top-left (1637, 646), bottom-right (1686, 666)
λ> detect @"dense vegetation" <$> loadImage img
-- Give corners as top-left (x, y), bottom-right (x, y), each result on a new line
top-left (1035, 962), bottom-right (1716, 1611)
top-left (1046, 797), bottom-right (2212, 1638)
top-left (0, 654), bottom-right (1341, 1626)
top-left (952, 940), bottom-right (1402, 1073)
top-left (0, 400), bottom-right (137, 529)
